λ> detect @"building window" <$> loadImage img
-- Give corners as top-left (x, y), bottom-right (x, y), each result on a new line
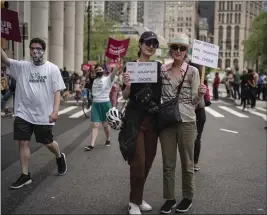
top-left (222, 13), bottom-right (225, 23)
top-left (235, 13), bottom-right (237, 23)
top-left (226, 26), bottom-right (232, 50)
top-left (225, 59), bottom-right (231, 68)
top-left (227, 13), bottom-right (229, 23)
top-left (226, 52), bottom-right (228, 57)
top-left (227, 1), bottom-right (230, 10)
top-left (218, 59), bottom-right (222, 68)
top-left (234, 26), bottom-right (240, 50)
top-left (233, 59), bottom-right (239, 68)
top-left (219, 14), bottom-right (221, 22)
top-left (218, 26), bottom-right (223, 48)
top-left (238, 13), bottom-right (241, 23)
top-left (219, 2), bottom-right (222, 11)
top-left (230, 13), bottom-right (233, 23)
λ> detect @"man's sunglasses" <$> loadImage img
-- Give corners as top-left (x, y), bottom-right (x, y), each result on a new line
top-left (144, 39), bottom-right (159, 48)
top-left (170, 45), bottom-right (187, 52)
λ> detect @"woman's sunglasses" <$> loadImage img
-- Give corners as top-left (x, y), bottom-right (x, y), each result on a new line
top-left (170, 45), bottom-right (187, 52)
top-left (144, 39), bottom-right (159, 49)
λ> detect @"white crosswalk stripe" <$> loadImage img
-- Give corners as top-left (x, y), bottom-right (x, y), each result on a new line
top-left (69, 107), bottom-right (91, 118)
top-left (58, 106), bottom-right (78, 115)
top-left (218, 106), bottom-right (249, 118)
top-left (236, 106), bottom-right (267, 121)
top-left (205, 107), bottom-right (224, 118)
top-left (58, 102), bottom-right (266, 121)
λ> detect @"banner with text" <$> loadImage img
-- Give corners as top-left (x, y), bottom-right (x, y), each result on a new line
top-left (126, 62), bottom-right (158, 83)
top-left (191, 39), bottom-right (219, 69)
top-left (1, 8), bottom-right (21, 42)
top-left (105, 37), bottom-right (130, 60)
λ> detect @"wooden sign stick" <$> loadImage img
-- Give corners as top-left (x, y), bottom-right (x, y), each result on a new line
top-left (201, 66), bottom-right (206, 85)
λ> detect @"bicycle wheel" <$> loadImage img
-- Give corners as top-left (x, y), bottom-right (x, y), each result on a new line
top-left (82, 99), bottom-right (91, 118)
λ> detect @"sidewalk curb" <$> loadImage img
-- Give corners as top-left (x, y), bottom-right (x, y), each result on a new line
top-left (1, 120), bottom-right (91, 214)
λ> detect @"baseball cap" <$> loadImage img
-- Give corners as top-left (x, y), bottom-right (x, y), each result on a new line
top-left (140, 31), bottom-right (158, 41)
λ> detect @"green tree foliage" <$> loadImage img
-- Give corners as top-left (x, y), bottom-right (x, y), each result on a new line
top-left (83, 15), bottom-right (140, 63)
top-left (243, 12), bottom-right (267, 70)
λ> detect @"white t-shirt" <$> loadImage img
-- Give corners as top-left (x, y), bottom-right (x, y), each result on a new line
top-left (92, 75), bottom-right (113, 103)
top-left (8, 59), bottom-right (66, 125)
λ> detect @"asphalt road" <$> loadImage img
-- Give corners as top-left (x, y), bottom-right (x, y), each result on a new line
top-left (1, 102), bottom-right (91, 171)
top-left (1, 100), bottom-right (266, 214)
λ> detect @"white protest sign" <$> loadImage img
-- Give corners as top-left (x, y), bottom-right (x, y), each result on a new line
top-left (126, 62), bottom-right (158, 83)
top-left (191, 39), bottom-right (219, 69)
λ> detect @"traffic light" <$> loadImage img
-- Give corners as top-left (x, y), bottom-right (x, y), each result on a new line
top-left (1, 1), bottom-right (9, 8)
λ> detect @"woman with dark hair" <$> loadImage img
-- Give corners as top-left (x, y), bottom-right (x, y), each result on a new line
top-left (120, 31), bottom-right (162, 214)
top-left (187, 61), bottom-right (211, 172)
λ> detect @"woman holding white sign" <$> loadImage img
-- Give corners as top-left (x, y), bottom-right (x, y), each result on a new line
top-left (158, 33), bottom-right (207, 214)
top-left (119, 31), bottom-right (162, 215)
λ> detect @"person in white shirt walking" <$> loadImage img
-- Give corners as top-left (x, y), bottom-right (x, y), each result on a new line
top-left (84, 62), bottom-right (120, 151)
top-left (1, 38), bottom-right (67, 189)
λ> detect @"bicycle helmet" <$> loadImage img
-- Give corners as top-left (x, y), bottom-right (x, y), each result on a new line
top-left (106, 107), bottom-right (123, 130)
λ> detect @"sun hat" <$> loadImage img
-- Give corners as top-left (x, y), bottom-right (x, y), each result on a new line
top-left (167, 33), bottom-right (190, 47)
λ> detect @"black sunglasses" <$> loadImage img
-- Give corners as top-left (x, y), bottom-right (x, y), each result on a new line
top-left (144, 39), bottom-right (159, 48)
top-left (170, 45), bottom-right (187, 52)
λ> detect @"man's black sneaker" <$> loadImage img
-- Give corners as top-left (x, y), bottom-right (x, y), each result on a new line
top-left (10, 173), bottom-right (32, 189)
top-left (57, 153), bottom-right (67, 176)
top-left (160, 199), bottom-right (176, 214)
top-left (84, 145), bottom-right (94, 151)
top-left (176, 198), bottom-right (192, 213)
top-left (105, 140), bottom-right (111, 147)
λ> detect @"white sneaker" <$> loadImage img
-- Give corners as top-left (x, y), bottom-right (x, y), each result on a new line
top-left (139, 200), bottom-right (152, 211)
top-left (128, 202), bottom-right (141, 214)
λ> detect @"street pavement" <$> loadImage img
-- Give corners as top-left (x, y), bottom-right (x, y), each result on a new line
top-left (1, 97), bottom-right (266, 214)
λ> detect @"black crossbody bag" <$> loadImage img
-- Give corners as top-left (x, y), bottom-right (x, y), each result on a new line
top-left (157, 65), bottom-right (189, 132)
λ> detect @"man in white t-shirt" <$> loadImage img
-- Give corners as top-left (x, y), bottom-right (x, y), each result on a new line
top-left (1, 38), bottom-right (67, 189)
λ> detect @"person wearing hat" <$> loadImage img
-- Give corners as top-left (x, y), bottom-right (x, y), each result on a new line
top-left (120, 31), bottom-right (162, 214)
top-left (159, 33), bottom-right (206, 213)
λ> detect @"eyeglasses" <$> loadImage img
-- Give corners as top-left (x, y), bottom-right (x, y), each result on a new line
top-left (144, 39), bottom-right (159, 48)
top-left (170, 45), bottom-right (187, 52)
top-left (30, 47), bottom-right (43, 51)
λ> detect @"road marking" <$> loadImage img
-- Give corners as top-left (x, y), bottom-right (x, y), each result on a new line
top-left (255, 107), bottom-right (267, 112)
top-left (58, 106), bottom-right (78, 115)
top-left (65, 100), bottom-right (82, 103)
top-left (237, 107), bottom-right (267, 121)
top-left (218, 106), bottom-right (248, 118)
top-left (69, 107), bottom-right (91, 118)
top-left (205, 107), bottom-right (224, 117)
top-left (220, 128), bottom-right (239, 134)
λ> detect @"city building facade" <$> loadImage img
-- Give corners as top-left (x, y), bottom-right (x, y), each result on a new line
top-left (4, 1), bottom-right (85, 74)
top-left (90, 1), bottom-right (105, 21)
top-left (164, 1), bottom-right (200, 43)
top-left (213, 1), bottom-right (263, 70)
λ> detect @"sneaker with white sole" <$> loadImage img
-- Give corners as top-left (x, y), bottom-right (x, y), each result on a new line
top-left (139, 200), bottom-right (152, 211)
top-left (128, 202), bottom-right (141, 214)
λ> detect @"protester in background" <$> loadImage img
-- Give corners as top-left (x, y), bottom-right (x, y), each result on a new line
top-left (213, 72), bottom-right (220, 100)
top-left (240, 69), bottom-right (250, 111)
top-left (1, 38), bottom-right (67, 189)
top-left (74, 79), bottom-right (82, 105)
top-left (84, 63), bottom-right (120, 151)
top-left (233, 67), bottom-right (241, 100)
top-left (120, 31), bottom-right (162, 215)
top-left (159, 33), bottom-right (206, 214)
top-left (109, 71), bottom-right (120, 107)
top-left (248, 69), bottom-right (257, 109)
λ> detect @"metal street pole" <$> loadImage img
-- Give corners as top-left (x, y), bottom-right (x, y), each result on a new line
top-left (87, 2), bottom-right (91, 61)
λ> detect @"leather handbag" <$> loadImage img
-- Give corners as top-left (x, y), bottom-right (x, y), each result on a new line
top-left (157, 65), bottom-right (189, 132)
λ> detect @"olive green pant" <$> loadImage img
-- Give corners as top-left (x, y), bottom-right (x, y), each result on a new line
top-left (159, 122), bottom-right (197, 200)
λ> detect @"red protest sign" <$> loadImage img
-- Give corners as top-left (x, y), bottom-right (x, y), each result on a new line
top-left (81, 63), bottom-right (92, 71)
top-left (105, 37), bottom-right (130, 60)
top-left (1, 8), bottom-right (21, 42)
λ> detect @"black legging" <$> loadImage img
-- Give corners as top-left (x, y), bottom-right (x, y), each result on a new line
top-left (194, 108), bottom-right (206, 164)
top-left (241, 86), bottom-right (250, 109)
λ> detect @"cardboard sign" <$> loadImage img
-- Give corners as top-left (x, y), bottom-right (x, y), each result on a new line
top-left (191, 39), bottom-right (219, 69)
top-left (1, 8), bottom-right (21, 42)
top-left (105, 37), bottom-right (130, 60)
top-left (126, 62), bottom-right (158, 83)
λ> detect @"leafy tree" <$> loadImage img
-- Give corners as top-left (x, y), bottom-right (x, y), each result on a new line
top-left (243, 12), bottom-right (267, 71)
top-left (83, 15), bottom-right (140, 63)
